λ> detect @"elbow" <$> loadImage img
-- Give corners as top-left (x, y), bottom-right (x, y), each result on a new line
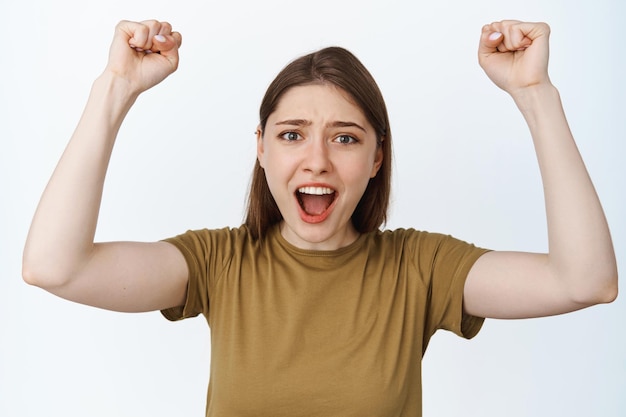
top-left (597, 263), bottom-right (619, 304)
top-left (22, 263), bottom-right (47, 288)
top-left (22, 243), bottom-right (94, 290)
top-left (590, 280), bottom-right (618, 305)
top-left (22, 259), bottom-right (72, 290)
top-left (599, 275), bottom-right (619, 304)
top-left (570, 268), bottom-right (619, 307)
top-left (22, 265), bottom-right (47, 288)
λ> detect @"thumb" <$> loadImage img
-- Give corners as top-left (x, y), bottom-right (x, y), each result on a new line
top-left (478, 26), bottom-right (503, 57)
top-left (151, 32), bottom-right (183, 68)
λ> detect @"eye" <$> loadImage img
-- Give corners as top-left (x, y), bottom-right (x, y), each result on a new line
top-left (334, 134), bottom-right (358, 144)
top-left (280, 131), bottom-right (302, 141)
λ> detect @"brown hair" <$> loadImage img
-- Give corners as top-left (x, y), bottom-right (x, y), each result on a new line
top-left (245, 46), bottom-right (392, 239)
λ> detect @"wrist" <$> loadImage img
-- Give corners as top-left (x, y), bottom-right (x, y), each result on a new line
top-left (510, 83), bottom-right (560, 120)
top-left (90, 71), bottom-right (141, 124)
top-left (510, 82), bottom-right (559, 107)
top-left (94, 71), bottom-right (141, 105)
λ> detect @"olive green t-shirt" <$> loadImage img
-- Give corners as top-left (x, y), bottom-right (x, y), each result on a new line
top-left (162, 225), bottom-right (489, 416)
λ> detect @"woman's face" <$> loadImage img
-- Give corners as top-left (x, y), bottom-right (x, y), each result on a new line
top-left (257, 84), bottom-right (383, 250)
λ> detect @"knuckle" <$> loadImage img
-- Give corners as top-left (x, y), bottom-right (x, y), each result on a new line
top-left (160, 22), bottom-right (173, 35)
top-left (115, 20), bottom-right (131, 31)
top-left (139, 19), bottom-right (160, 32)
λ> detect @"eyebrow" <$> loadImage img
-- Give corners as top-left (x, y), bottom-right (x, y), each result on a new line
top-left (275, 119), bottom-right (367, 133)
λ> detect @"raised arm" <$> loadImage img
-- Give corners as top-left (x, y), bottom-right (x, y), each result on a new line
top-left (463, 21), bottom-right (618, 319)
top-left (22, 20), bottom-right (188, 313)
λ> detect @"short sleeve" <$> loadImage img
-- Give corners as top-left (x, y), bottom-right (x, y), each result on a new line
top-left (160, 227), bottom-right (242, 322)
top-left (160, 230), bottom-right (210, 321)
top-left (417, 233), bottom-right (490, 339)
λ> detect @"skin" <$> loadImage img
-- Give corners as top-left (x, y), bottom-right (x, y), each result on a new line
top-left (22, 20), bottom-right (188, 312)
top-left (257, 84), bottom-right (383, 251)
top-left (22, 20), bottom-right (617, 320)
top-left (463, 21), bottom-right (617, 318)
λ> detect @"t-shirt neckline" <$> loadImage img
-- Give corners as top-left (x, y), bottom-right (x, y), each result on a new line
top-left (270, 223), bottom-right (370, 258)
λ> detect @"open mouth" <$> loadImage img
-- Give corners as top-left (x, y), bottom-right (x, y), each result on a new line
top-left (296, 186), bottom-right (337, 216)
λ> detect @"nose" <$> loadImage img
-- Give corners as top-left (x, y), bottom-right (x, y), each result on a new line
top-left (302, 136), bottom-right (332, 175)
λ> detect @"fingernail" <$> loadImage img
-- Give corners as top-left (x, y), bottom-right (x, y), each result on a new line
top-left (489, 32), bottom-right (502, 41)
top-left (154, 34), bottom-right (166, 42)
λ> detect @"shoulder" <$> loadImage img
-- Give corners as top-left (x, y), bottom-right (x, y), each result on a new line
top-left (369, 228), bottom-right (456, 250)
top-left (370, 228), bottom-right (488, 265)
top-left (165, 225), bottom-right (254, 249)
top-left (162, 225), bottom-right (260, 269)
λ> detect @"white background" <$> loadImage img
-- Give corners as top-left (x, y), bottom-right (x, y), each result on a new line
top-left (1, 0), bottom-right (624, 416)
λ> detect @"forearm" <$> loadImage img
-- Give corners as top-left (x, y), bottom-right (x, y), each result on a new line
top-left (23, 72), bottom-right (138, 287)
top-left (513, 84), bottom-right (617, 303)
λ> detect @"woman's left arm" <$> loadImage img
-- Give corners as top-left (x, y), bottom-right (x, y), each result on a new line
top-left (463, 20), bottom-right (618, 319)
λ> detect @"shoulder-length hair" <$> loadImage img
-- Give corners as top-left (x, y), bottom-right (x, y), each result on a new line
top-left (245, 46), bottom-right (392, 239)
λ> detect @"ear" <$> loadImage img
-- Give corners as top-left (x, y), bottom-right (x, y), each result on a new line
top-left (370, 145), bottom-right (383, 178)
top-left (256, 126), bottom-right (265, 168)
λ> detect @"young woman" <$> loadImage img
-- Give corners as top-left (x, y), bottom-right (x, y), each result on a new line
top-left (22, 19), bottom-right (617, 416)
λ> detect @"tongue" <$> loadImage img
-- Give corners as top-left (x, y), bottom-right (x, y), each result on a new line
top-left (299, 193), bottom-right (334, 216)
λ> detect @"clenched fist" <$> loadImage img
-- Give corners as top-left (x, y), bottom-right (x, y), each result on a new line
top-left (104, 20), bottom-right (183, 95)
top-left (478, 20), bottom-right (552, 96)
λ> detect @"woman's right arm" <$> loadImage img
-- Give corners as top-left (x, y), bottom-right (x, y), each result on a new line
top-left (22, 20), bottom-right (188, 313)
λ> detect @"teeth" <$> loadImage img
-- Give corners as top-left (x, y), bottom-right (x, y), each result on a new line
top-left (298, 186), bottom-right (334, 195)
